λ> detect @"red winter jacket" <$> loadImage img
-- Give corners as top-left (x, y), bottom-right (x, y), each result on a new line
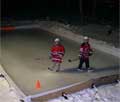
top-left (79, 43), bottom-right (93, 59)
top-left (50, 44), bottom-right (65, 63)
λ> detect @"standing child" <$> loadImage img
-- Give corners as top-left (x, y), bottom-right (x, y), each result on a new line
top-left (78, 36), bottom-right (93, 72)
top-left (48, 38), bottom-right (65, 72)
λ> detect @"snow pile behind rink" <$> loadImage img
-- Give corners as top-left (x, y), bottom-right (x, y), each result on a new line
top-left (0, 75), bottom-right (20, 102)
top-left (48, 82), bottom-right (120, 102)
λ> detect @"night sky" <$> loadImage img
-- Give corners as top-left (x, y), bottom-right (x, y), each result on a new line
top-left (2, 0), bottom-right (79, 17)
top-left (1, 0), bottom-right (119, 25)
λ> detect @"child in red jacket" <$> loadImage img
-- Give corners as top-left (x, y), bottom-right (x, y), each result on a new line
top-left (48, 38), bottom-right (65, 72)
top-left (78, 36), bottom-right (93, 72)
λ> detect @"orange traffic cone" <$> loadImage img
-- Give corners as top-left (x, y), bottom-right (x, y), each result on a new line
top-left (35, 80), bottom-right (41, 90)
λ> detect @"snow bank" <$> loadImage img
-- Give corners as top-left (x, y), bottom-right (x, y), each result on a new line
top-left (48, 82), bottom-right (120, 102)
top-left (0, 65), bottom-right (26, 102)
top-left (0, 76), bottom-right (20, 102)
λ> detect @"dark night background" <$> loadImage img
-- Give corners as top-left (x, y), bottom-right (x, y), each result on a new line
top-left (1, 0), bottom-right (119, 26)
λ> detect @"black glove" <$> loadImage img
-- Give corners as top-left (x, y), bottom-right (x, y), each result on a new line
top-left (89, 52), bottom-right (93, 56)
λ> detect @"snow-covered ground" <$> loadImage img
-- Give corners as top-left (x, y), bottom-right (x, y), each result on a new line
top-left (0, 75), bottom-right (20, 102)
top-left (48, 82), bottom-right (120, 102)
top-left (0, 65), bottom-right (25, 102)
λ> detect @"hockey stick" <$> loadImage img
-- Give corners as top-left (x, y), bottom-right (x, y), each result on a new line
top-left (68, 51), bottom-right (94, 63)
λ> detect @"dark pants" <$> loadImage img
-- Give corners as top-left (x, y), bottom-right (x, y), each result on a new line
top-left (78, 57), bottom-right (89, 69)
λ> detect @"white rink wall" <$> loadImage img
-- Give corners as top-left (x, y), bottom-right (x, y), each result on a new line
top-left (48, 82), bottom-right (120, 102)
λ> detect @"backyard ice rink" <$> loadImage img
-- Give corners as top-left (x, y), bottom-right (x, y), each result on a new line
top-left (1, 28), bottom-right (119, 98)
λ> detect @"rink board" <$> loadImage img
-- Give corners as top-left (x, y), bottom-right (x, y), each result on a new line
top-left (31, 74), bottom-right (119, 102)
